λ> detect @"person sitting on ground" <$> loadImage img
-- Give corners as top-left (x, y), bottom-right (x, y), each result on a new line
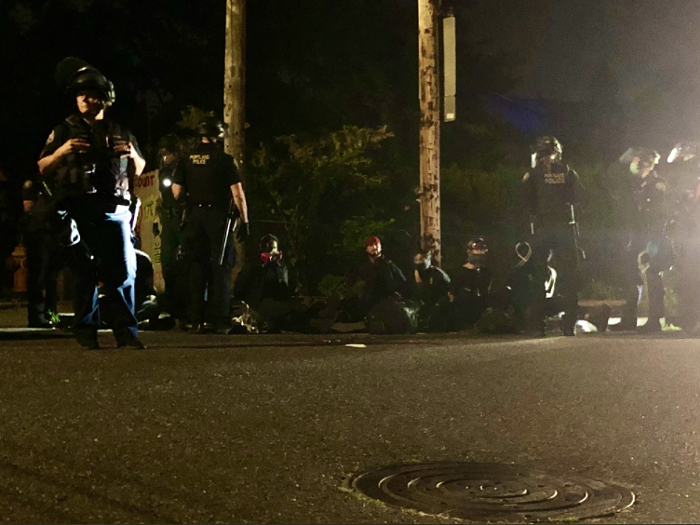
top-left (360, 236), bottom-right (415, 334)
top-left (413, 250), bottom-right (450, 304)
top-left (448, 237), bottom-right (494, 330)
top-left (360, 236), bottom-right (408, 311)
top-left (234, 234), bottom-right (293, 331)
top-left (413, 250), bottom-right (450, 331)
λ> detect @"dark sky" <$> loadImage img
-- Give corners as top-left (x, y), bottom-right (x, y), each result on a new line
top-left (464, 0), bottom-right (700, 148)
top-left (469, 0), bottom-right (700, 101)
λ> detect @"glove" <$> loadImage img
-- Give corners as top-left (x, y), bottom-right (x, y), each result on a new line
top-left (236, 222), bottom-right (250, 243)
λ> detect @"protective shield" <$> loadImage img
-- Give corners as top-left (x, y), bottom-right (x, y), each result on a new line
top-left (667, 142), bottom-right (700, 164)
top-left (619, 147), bottom-right (659, 165)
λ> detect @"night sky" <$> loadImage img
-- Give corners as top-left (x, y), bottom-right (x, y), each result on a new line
top-left (472, 0), bottom-right (698, 100)
top-left (470, 0), bottom-right (700, 149)
top-left (3, 0), bottom-right (700, 174)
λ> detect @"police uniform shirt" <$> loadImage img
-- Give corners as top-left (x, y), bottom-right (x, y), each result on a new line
top-left (172, 142), bottom-right (240, 207)
top-left (632, 171), bottom-right (667, 236)
top-left (522, 163), bottom-right (580, 224)
top-left (40, 114), bottom-right (142, 199)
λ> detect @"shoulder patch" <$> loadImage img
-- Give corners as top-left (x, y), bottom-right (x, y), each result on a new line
top-left (45, 130), bottom-right (55, 145)
top-left (522, 172), bottom-right (530, 182)
top-left (23, 180), bottom-right (33, 190)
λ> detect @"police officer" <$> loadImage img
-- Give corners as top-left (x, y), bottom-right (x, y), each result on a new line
top-left (521, 136), bottom-right (581, 336)
top-left (38, 57), bottom-right (147, 349)
top-left (617, 148), bottom-right (670, 333)
top-left (665, 143), bottom-right (700, 332)
top-left (171, 116), bottom-right (250, 334)
top-left (155, 134), bottom-right (186, 318)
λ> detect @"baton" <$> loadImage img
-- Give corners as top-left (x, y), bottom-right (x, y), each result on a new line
top-left (219, 200), bottom-right (240, 266)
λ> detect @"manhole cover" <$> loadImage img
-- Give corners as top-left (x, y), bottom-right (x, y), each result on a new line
top-left (351, 462), bottom-right (635, 523)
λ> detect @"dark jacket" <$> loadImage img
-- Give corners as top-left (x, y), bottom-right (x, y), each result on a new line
top-left (234, 257), bottom-right (290, 309)
top-left (361, 255), bottom-right (408, 309)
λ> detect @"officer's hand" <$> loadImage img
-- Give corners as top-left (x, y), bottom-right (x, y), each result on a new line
top-left (236, 222), bottom-right (250, 243)
top-left (58, 138), bottom-right (90, 156)
top-left (113, 140), bottom-right (132, 157)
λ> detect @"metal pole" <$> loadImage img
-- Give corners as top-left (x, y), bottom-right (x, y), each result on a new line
top-left (418, 0), bottom-right (441, 263)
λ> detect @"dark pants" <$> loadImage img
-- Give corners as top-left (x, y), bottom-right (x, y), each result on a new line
top-left (71, 197), bottom-right (138, 343)
top-left (182, 206), bottom-right (236, 325)
top-left (159, 211), bottom-right (182, 309)
top-left (622, 237), bottom-right (671, 323)
top-left (529, 229), bottom-right (579, 332)
top-left (24, 225), bottom-right (62, 324)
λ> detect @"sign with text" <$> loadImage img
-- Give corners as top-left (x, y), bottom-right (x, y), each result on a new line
top-left (133, 170), bottom-right (165, 293)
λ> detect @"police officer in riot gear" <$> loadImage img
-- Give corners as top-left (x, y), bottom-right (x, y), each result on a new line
top-left (665, 143), bottom-right (700, 332)
top-left (171, 116), bottom-right (250, 334)
top-left (155, 134), bottom-right (186, 318)
top-left (617, 148), bottom-right (671, 333)
top-left (521, 136), bottom-right (582, 336)
top-left (38, 57), bottom-right (147, 349)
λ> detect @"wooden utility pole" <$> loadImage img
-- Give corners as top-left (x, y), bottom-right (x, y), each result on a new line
top-left (224, 0), bottom-right (246, 171)
top-left (418, 0), bottom-right (441, 263)
top-left (224, 0), bottom-right (246, 281)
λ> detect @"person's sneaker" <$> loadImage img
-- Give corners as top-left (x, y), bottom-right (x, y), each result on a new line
top-left (610, 318), bottom-right (637, 332)
top-left (638, 319), bottom-right (662, 334)
top-left (189, 323), bottom-right (207, 335)
top-left (28, 319), bottom-right (55, 329)
top-left (117, 336), bottom-right (147, 349)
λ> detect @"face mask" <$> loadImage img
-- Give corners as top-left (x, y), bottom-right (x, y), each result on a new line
top-left (467, 253), bottom-right (486, 265)
top-left (261, 251), bottom-right (282, 265)
top-left (414, 261), bottom-right (429, 272)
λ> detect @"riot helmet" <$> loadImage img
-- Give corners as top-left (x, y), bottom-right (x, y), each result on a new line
top-left (197, 116), bottom-right (226, 142)
top-left (620, 147), bottom-right (659, 176)
top-left (158, 134), bottom-right (180, 170)
top-left (466, 237), bottom-right (489, 266)
top-left (55, 57), bottom-right (115, 105)
top-left (531, 136), bottom-right (563, 168)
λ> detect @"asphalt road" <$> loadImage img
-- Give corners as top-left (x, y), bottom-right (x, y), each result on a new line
top-left (1, 328), bottom-right (700, 524)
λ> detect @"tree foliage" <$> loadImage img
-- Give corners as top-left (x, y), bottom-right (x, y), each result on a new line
top-left (247, 125), bottom-right (400, 293)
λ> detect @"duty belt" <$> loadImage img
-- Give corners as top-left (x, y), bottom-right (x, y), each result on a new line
top-left (193, 203), bottom-right (227, 209)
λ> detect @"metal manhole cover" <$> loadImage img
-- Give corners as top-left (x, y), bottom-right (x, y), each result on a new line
top-left (351, 462), bottom-right (635, 523)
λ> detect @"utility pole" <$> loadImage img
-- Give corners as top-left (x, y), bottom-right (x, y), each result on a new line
top-left (418, 0), bottom-right (441, 263)
top-left (224, 0), bottom-right (246, 280)
top-left (224, 0), bottom-right (246, 172)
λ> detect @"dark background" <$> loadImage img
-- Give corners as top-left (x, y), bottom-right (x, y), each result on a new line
top-left (2, 0), bottom-right (698, 294)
